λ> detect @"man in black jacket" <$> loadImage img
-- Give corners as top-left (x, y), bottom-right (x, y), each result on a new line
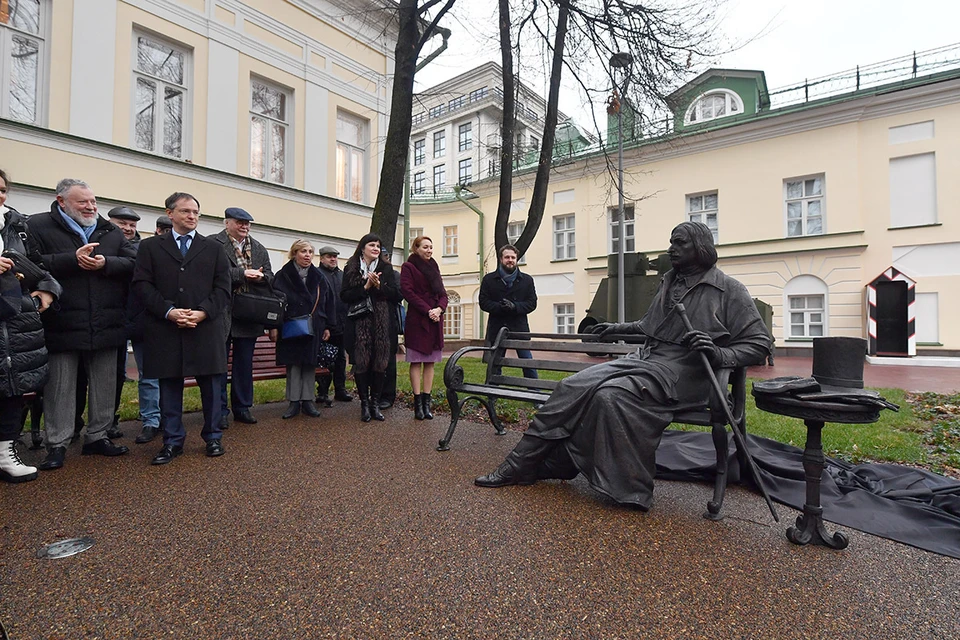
top-left (478, 244), bottom-right (539, 379)
top-left (30, 178), bottom-right (136, 470)
top-left (316, 246), bottom-right (350, 405)
top-left (211, 207), bottom-right (274, 426)
top-left (134, 192), bottom-right (231, 465)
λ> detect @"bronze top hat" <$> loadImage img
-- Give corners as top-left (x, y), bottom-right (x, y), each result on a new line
top-left (812, 336), bottom-right (870, 392)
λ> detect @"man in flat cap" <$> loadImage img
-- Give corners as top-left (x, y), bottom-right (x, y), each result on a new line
top-left (211, 207), bottom-right (274, 426)
top-left (316, 246), bottom-right (350, 406)
top-left (155, 216), bottom-right (173, 235)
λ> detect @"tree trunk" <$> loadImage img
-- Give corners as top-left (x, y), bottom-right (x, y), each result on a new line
top-left (512, 0), bottom-right (569, 257)
top-left (494, 0), bottom-right (516, 253)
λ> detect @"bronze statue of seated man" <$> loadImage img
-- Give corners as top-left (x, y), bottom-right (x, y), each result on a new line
top-left (475, 221), bottom-right (772, 510)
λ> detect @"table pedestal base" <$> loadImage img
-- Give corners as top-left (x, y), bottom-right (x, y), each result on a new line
top-left (786, 506), bottom-right (849, 549)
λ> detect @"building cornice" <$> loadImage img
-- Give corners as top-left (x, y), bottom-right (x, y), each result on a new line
top-left (0, 118), bottom-right (374, 222)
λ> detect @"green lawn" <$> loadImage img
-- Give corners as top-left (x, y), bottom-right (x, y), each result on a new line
top-left (102, 356), bottom-right (956, 474)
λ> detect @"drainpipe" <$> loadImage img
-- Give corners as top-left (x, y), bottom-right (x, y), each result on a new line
top-left (403, 27), bottom-right (453, 260)
top-left (453, 184), bottom-right (485, 339)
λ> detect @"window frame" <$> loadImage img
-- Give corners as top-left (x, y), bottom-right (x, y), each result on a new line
top-left (443, 291), bottom-right (462, 338)
top-left (457, 157), bottom-right (472, 185)
top-left (413, 138), bottom-right (425, 166)
top-left (552, 214), bottom-right (576, 260)
top-left (433, 130), bottom-right (445, 158)
top-left (507, 220), bottom-right (526, 265)
top-left (784, 174), bottom-right (825, 237)
top-left (683, 89), bottom-right (744, 125)
top-left (787, 294), bottom-right (826, 339)
top-left (250, 76), bottom-right (293, 185)
top-left (432, 164), bottom-right (445, 194)
top-left (0, 0), bottom-right (50, 125)
top-left (408, 226), bottom-right (424, 247)
top-left (131, 30), bottom-right (192, 159)
top-left (458, 121), bottom-right (472, 152)
top-left (554, 303), bottom-right (576, 334)
top-left (412, 171), bottom-right (425, 195)
top-left (442, 225), bottom-right (458, 257)
top-left (335, 109), bottom-right (367, 203)
top-left (686, 191), bottom-right (719, 243)
top-left (608, 204), bottom-right (635, 254)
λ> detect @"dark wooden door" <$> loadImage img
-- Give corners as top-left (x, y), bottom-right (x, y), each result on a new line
top-left (875, 281), bottom-right (908, 355)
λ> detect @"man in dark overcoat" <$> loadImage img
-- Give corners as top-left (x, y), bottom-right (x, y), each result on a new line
top-left (29, 178), bottom-right (136, 471)
top-left (478, 244), bottom-right (539, 379)
top-left (211, 207), bottom-right (274, 426)
top-left (475, 222), bottom-right (771, 511)
top-left (132, 192), bottom-right (231, 465)
top-left (316, 246), bottom-right (351, 405)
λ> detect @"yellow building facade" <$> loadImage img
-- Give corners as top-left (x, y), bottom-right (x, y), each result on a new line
top-left (411, 66), bottom-right (960, 356)
top-left (0, 0), bottom-right (398, 266)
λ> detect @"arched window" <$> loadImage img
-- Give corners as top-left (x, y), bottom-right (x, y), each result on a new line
top-left (443, 291), bottom-right (462, 338)
top-left (684, 89), bottom-right (743, 125)
top-left (783, 275), bottom-right (828, 338)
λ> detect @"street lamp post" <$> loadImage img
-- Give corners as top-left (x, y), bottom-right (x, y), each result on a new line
top-left (609, 52), bottom-right (633, 324)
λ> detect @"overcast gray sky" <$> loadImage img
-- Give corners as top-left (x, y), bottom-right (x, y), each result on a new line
top-left (414, 0), bottom-right (960, 129)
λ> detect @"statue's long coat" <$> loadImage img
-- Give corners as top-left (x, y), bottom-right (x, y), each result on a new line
top-left (529, 266), bottom-right (771, 508)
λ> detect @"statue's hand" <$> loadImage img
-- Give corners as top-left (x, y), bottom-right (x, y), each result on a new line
top-left (590, 322), bottom-right (631, 341)
top-left (682, 330), bottom-right (722, 366)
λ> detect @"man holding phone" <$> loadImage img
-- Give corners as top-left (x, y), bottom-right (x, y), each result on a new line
top-left (28, 179), bottom-right (137, 470)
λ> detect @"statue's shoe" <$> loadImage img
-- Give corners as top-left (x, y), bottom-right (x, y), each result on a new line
top-left (474, 461), bottom-right (536, 488)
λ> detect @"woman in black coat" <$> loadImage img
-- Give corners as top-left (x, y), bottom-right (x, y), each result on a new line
top-left (271, 240), bottom-right (333, 419)
top-left (0, 169), bottom-right (62, 484)
top-left (340, 233), bottom-right (401, 422)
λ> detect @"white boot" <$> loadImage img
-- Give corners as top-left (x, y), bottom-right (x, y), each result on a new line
top-left (0, 440), bottom-right (38, 483)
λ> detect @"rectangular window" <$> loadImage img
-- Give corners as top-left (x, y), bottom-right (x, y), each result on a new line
top-left (915, 292), bottom-right (939, 343)
top-left (448, 95), bottom-right (464, 111)
top-left (609, 205), bottom-right (635, 253)
top-left (458, 122), bottom-right (472, 152)
top-left (412, 171), bottom-right (425, 194)
top-left (413, 139), bottom-right (425, 166)
top-left (335, 110), bottom-right (367, 202)
top-left (529, 135), bottom-right (540, 150)
top-left (0, 0), bottom-right (45, 124)
top-left (432, 165), bottom-right (445, 194)
top-left (507, 220), bottom-right (526, 265)
top-left (428, 104), bottom-right (444, 118)
top-left (553, 214), bottom-right (576, 260)
top-left (554, 303), bottom-right (576, 334)
top-left (133, 33), bottom-right (189, 158)
top-left (784, 175), bottom-right (824, 237)
top-left (687, 192), bottom-right (719, 243)
top-left (433, 130), bottom-right (445, 158)
top-left (890, 153), bottom-right (937, 227)
top-left (469, 87), bottom-right (487, 102)
top-left (443, 292), bottom-right (462, 338)
top-left (443, 225), bottom-right (458, 256)
top-left (788, 295), bottom-right (825, 338)
top-left (409, 227), bottom-right (424, 247)
top-left (458, 158), bottom-right (472, 184)
top-left (251, 78), bottom-right (292, 184)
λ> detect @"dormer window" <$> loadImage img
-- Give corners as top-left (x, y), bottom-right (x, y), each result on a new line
top-left (684, 89), bottom-right (743, 125)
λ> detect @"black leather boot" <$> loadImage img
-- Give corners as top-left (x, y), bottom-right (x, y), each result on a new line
top-left (369, 372), bottom-right (385, 421)
top-left (421, 393), bottom-right (434, 420)
top-left (282, 402), bottom-right (301, 419)
top-left (316, 373), bottom-right (332, 407)
top-left (413, 392), bottom-right (425, 420)
top-left (355, 373), bottom-right (372, 422)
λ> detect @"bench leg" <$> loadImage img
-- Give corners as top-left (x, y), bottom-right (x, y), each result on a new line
top-left (705, 422), bottom-right (729, 521)
top-left (437, 389), bottom-right (463, 451)
top-left (484, 398), bottom-right (505, 436)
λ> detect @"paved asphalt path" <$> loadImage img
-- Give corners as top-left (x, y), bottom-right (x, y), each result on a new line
top-left (2, 398), bottom-right (958, 639)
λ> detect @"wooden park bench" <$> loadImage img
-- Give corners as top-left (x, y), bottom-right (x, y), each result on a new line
top-left (25, 335), bottom-right (329, 447)
top-left (439, 328), bottom-right (749, 520)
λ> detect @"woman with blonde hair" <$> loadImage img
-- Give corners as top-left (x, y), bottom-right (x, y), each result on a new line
top-left (340, 233), bottom-right (401, 422)
top-left (271, 240), bottom-right (334, 419)
top-left (400, 235), bottom-right (447, 420)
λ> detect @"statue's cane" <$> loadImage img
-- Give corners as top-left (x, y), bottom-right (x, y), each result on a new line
top-left (676, 303), bottom-right (780, 523)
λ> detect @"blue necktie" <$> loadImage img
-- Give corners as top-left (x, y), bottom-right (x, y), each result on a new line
top-left (178, 235), bottom-right (190, 256)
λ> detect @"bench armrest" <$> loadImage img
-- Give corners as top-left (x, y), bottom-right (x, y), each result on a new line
top-left (707, 366), bottom-right (747, 426)
top-left (443, 344), bottom-right (496, 389)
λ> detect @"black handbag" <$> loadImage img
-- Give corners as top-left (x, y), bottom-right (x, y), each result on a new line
top-left (346, 296), bottom-right (373, 319)
top-left (2, 250), bottom-right (47, 291)
top-left (232, 281), bottom-right (284, 327)
top-left (317, 341), bottom-right (339, 368)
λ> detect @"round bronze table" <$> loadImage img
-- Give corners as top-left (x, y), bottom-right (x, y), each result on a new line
top-left (753, 393), bottom-right (881, 549)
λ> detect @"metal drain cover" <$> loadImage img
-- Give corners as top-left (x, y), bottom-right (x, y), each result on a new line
top-left (37, 537), bottom-right (94, 559)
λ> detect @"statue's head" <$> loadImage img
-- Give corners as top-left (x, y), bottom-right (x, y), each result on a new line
top-left (669, 221), bottom-right (718, 272)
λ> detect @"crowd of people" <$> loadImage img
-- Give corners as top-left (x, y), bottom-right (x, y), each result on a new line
top-left (0, 171), bottom-right (485, 484)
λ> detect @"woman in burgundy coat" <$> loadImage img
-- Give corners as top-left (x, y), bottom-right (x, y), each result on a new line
top-left (399, 236), bottom-right (448, 419)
